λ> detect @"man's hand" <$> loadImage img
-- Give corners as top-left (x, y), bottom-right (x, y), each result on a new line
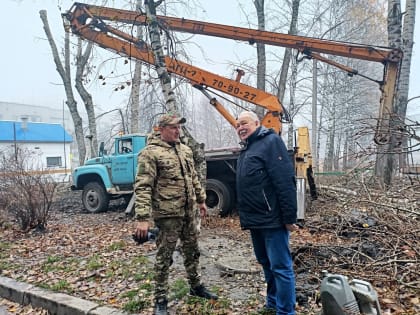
top-left (198, 202), bottom-right (207, 218)
top-left (134, 221), bottom-right (150, 240)
top-left (285, 223), bottom-right (299, 232)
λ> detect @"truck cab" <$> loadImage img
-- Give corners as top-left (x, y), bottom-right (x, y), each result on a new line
top-left (71, 134), bottom-right (147, 213)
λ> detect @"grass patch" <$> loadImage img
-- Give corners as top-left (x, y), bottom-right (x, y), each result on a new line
top-left (120, 283), bottom-right (153, 302)
top-left (123, 298), bottom-right (150, 313)
top-left (41, 255), bottom-right (65, 272)
top-left (109, 259), bottom-right (124, 269)
top-left (86, 254), bottom-right (103, 270)
top-left (105, 258), bottom-right (126, 278)
top-left (184, 295), bottom-right (218, 313)
top-left (61, 257), bottom-right (80, 272)
top-left (134, 270), bottom-right (154, 282)
top-left (216, 296), bottom-right (230, 309)
top-left (40, 255), bottom-right (78, 273)
top-left (0, 241), bottom-right (11, 259)
top-left (105, 270), bottom-right (116, 278)
top-left (37, 282), bottom-right (51, 290)
top-left (185, 296), bottom-right (230, 315)
top-left (139, 280), bottom-right (153, 291)
top-left (131, 255), bottom-right (149, 265)
top-left (36, 280), bottom-right (72, 293)
top-left (46, 255), bottom-right (61, 264)
top-left (181, 287), bottom-right (229, 314)
top-left (50, 279), bottom-right (71, 292)
top-left (0, 261), bottom-right (17, 271)
top-left (121, 289), bottom-right (139, 299)
top-left (107, 240), bottom-right (126, 251)
top-left (121, 266), bottom-right (133, 279)
top-left (105, 258), bottom-right (136, 279)
top-left (170, 279), bottom-right (189, 300)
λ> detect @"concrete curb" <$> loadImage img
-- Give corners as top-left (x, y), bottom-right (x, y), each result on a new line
top-left (0, 276), bottom-right (130, 315)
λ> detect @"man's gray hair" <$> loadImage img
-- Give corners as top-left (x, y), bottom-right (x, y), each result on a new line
top-left (238, 111), bottom-right (260, 122)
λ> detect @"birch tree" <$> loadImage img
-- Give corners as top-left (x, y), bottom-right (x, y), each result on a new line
top-left (377, 0), bottom-right (415, 186)
top-left (253, 0), bottom-right (266, 119)
top-left (253, 0), bottom-right (301, 146)
top-left (374, 0), bottom-right (402, 186)
top-left (74, 38), bottom-right (98, 158)
top-left (395, 0), bottom-right (416, 168)
top-left (297, 0), bottom-right (387, 172)
top-left (144, 0), bottom-right (207, 185)
top-left (277, 0), bottom-right (300, 104)
top-left (127, 0), bottom-right (144, 134)
top-left (40, 10), bottom-right (86, 165)
top-left (377, 0), bottom-right (416, 186)
top-left (144, 0), bottom-right (177, 113)
top-left (279, 0), bottom-right (300, 148)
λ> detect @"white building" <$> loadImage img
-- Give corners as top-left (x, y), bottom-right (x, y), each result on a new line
top-left (0, 101), bottom-right (79, 167)
top-left (0, 120), bottom-right (73, 182)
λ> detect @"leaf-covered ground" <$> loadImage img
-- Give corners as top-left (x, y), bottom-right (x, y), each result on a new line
top-left (0, 175), bottom-right (419, 314)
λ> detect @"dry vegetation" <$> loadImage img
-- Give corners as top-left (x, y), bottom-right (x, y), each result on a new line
top-left (0, 172), bottom-right (419, 314)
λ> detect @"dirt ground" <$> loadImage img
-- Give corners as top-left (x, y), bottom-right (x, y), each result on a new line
top-left (1, 176), bottom-right (419, 314)
top-left (0, 189), bottom-right (317, 314)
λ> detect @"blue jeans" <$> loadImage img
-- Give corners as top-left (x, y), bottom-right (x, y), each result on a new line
top-left (250, 227), bottom-right (295, 315)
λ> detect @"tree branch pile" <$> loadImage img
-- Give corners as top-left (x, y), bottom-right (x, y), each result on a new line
top-left (293, 173), bottom-right (419, 312)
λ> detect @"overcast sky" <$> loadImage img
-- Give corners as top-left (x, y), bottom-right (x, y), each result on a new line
top-left (1, 0), bottom-right (419, 120)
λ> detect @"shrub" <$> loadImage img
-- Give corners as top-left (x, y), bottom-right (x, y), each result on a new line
top-left (0, 148), bottom-right (57, 232)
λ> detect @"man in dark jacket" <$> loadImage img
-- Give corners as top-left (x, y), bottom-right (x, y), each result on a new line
top-left (236, 111), bottom-right (298, 315)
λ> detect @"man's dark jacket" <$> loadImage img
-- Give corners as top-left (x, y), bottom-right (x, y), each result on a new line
top-left (236, 126), bottom-right (297, 229)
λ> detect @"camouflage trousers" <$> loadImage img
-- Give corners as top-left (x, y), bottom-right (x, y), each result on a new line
top-left (153, 215), bottom-right (201, 300)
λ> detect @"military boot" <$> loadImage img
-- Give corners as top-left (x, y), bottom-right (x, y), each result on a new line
top-left (153, 298), bottom-right (168, 315)
top-left (190, 284), bottom-right (218, 300)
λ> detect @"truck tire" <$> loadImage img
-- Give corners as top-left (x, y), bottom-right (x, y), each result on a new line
top-left (82, 182), bottom-right (109, 213)
top-left (205, 178), bottom-right (234, 217)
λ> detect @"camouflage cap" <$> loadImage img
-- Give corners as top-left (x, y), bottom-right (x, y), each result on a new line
top-left (158, 112), bottom-right (186, 127)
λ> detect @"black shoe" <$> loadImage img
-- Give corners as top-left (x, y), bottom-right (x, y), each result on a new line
top-left (190, 284), bottom-right (218, 300)
top-left (153, 298), bottom-right (168, 315)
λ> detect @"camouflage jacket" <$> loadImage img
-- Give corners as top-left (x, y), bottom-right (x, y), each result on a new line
top-left (134, 135), bottom-right (206, 221)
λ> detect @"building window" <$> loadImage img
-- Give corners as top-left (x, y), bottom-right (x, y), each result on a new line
top-left (46, 156), bottom-right (62, 167)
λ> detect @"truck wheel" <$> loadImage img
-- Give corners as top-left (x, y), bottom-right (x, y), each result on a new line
top-left (82, 182), bottom-right (109, 213)
top-left (205, 179), bottom-right (234, 217)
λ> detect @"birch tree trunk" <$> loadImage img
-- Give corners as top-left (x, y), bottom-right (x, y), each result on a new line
top-left (277, 0), bottom-right (300, 103)
top-left (324, 106), bottom-right (336, 172)
top-left (129, 60), bottom-right (142, 134)
top-left (253, 0), bottom-right (266, 119)
top-left (385, 0), bottom-right (402, 185)
top-left (375, 0), bottom-right (402, 186)
top-left (75, 39), bottom-right (98, 158)
top-left (287, 56), bottom-right (298, 148)
top-left (40, 10), bottom-right (86, 165)
top-left (144, 0), bottom-right (177, 113)
top-left (397, 0), bottom-right (416, 168)
top-left (312, 59), bottom-right (318, 171)
top-left (317, 99), bottom-right (325, 171)
top-left (144, 0), bottom-right (206, 186)
top-left (128, 0), bottom-right (143, 134)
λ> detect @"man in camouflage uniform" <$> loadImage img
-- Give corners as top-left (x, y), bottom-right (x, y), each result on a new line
top-left (133, 113), bottom-right (218, 315)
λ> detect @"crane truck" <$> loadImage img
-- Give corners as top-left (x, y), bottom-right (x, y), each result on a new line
top-left (63, 2), bottom-right (401, 217)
